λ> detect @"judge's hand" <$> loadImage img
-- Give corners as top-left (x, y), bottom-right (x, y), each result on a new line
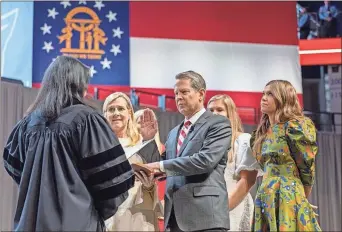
top-left (145, 162), bottom-right (166, 180)
top-left (137, 109), bottom-right (158, 141)
top-left (135, 171), bottom-right (155, 189)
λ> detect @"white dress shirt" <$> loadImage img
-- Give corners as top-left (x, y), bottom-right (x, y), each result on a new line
top-left (160, 107), bottom-right (206, 172)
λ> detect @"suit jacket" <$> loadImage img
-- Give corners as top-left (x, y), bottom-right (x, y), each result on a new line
top-left (163, 110), bottom-right (232, 231)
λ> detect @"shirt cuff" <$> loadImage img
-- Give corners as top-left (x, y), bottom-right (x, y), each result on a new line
top-left (160, 161), bottom-right (165, 172)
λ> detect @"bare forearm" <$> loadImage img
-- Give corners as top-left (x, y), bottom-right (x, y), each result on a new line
top-left (304, 185), bottom-right (312, 198)
top-left (228, 179), bottom-right (250, 210)
top-left (228, 170), bottom-right (257, 210)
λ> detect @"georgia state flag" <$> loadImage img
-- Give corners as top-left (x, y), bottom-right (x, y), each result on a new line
top-left (32, 1), bottom-right (130, 86)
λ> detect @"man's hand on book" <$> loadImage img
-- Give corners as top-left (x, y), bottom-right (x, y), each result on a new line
top-left (145, 162), bottom-right (166, 180)
top-left (145, 161), bottom-right (160, 171)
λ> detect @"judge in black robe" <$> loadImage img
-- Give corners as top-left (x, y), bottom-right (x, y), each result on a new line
top-left (2, 56), bottom-right (134, 231)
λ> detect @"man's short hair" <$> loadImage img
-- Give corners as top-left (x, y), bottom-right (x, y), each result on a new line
top-left (175, 70), bottom-right (206, 91)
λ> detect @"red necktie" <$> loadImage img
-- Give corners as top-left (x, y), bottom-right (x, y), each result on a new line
top-left (177, 120), bottom-right (192, 155)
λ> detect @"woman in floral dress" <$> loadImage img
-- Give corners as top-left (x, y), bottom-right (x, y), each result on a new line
top-left (251, 80), bottom-right (321, 231)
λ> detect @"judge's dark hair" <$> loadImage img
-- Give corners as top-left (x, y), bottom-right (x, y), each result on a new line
top-left (27, 55), bottom-right (90, 119)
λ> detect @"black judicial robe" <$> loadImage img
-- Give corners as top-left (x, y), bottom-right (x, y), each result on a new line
top-left (3, 102), bottom-right (134, 231)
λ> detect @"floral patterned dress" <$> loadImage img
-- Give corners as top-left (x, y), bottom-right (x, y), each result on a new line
top-left (252, 118), bottom-right (321, 231)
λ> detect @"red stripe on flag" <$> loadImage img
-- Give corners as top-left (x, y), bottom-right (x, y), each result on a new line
top-left (130, 2), bottom-right (297, 45)
top-left (32, 84), bottom-right (303, 125)
top-left (32, 83), bottom-right (131, 102)
top-left (132, 87), bottom-right (303, 124)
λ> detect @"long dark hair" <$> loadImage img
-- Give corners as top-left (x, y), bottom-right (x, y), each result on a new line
top-left (27, 55), bottom-right (90, 119)
top-left (252, 80), bottom-right (304, 155)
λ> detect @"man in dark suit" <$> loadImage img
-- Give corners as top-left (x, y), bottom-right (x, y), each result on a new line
top-left (146, 71), bottom-right (232, 232)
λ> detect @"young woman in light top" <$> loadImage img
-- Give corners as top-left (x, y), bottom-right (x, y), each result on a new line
top-left (207, 94), bottom-right (262, 231)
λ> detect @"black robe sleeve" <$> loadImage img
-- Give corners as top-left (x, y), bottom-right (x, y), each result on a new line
top-left (77, 113), bottom-right (135, 220)
top-left (3, 118), bottom-right (28, 185)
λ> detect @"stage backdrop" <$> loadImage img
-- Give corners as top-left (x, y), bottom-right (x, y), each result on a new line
top-left (31, 1), bottom-right (301, 111)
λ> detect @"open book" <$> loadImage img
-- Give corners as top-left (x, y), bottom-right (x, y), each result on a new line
top-left (123, 138), bottom-right (161, 163)
top-left (123, 139), bottom-right (155, 159)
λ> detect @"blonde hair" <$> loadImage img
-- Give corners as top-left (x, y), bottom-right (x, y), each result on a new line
top-left (253, 80), bottom-right (304, 154)
top-left (208, 94), bottom-right (243, 163)
top-left (103, 92), bottom-right (141, 147)
top-left (134, 109), bottom-right (164, 154)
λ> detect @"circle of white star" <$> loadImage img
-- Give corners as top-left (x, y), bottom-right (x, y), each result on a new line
top-left (89, 66), bottom-right (97, 77)
top-left (94, 1), bottom-right (105, 11)
top-left (40, 23), bottom-right (52, 35)
top-left (47, 8), bottom-right (59, 19)
top-left (110, 44), bottom-right (122, 56)
top-left (106, 11), bottom-right (117, 22)
top-left (112, 27), bottom-right (124, 39)
top-left (60, 0), bottom-right (71, 9)
top-left (79, 0), bottom-right (87, 5)
top-left (100, 58), bottom-right (112, 69)
top-left (42, 41), bottom-right (54, 53)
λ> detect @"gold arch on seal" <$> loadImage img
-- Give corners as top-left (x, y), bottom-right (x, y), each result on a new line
top-left (58, 6), bottom-right (108, 59)
top-left (65, 7), bottom-right (101, 32)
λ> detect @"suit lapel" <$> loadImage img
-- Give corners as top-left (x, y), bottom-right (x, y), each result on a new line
top-left (170, 124), bottom-right (182, 159)
top-left (178, 110), bottom-right (211, 157)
